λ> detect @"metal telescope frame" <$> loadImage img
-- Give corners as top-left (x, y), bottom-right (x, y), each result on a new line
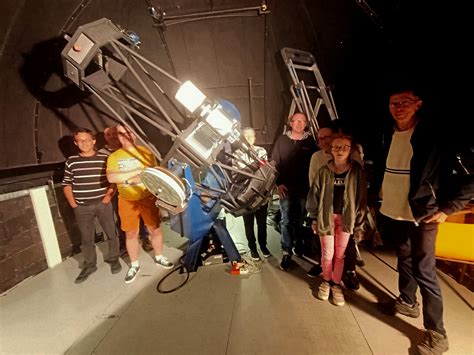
top-left (61, 18), bottom-right (277, 216)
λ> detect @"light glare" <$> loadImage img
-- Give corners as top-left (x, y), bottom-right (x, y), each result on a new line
top-left (205, 107), bottom-right (234, 136)
top-left (175, 81), bottom-right (206, 113)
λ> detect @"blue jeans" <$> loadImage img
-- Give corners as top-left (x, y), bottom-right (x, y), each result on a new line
top-left (381, 215), bottom-right (445, 335)
top-left (279, 195), bottom-right (306, 254)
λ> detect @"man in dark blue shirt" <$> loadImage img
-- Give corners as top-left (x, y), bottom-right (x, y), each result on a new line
top-left (271, 113), bottom-right (317, 270)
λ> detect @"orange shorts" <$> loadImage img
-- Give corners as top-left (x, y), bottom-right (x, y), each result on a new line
top-left (118, 195), bottom-right (161, 232)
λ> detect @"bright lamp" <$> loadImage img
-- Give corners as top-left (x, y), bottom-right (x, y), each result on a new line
top-left (175, 81), bottom-right (206, 113)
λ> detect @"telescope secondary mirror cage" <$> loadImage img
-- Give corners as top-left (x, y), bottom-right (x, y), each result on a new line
top-left (61, 18), bottom-right (277, 217)
top-left (280, 47), bottom-right (339, 138)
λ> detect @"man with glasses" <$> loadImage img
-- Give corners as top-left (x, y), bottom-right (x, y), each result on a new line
top-left (271, 112), bottom-right (317, 271)
top-left (374, 86), bottom-right (473, 354)
top-left (106, 124), bottom-right (174, 283)
top-left (99, 126), bottom-right (153, 254)
top-left (63, 128), bottom-right (121, 284)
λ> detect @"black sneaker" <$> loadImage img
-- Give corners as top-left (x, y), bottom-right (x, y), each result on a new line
top-left (391, 297), bottom-right (420, 318)
top-left (356, 254), bottom-right (365, 267)
top-left (250, 249), bottom-right (261, 261)
top-left (292, 245), bottom-right (305, 257)
top-left (125, 265), bottom-right (140, 283)
top-left (307, 264), bottom-right (322, 278)
top-left (260, 246), bottom-right (271, 258)
top-left (344, 271), bottom-right (360, 290)
top-left (140, 237), bottom-right (153, 252)
top-left (110, 260), bottom-right (122, 274)
top-left (280, 254), bottom-right (291, 271)
top-left (416, 330), bottom-right (449, 355)
top-left (74, 265), bottom-right (97, 284)
top-left (155, 256), bottom-right (174, 269)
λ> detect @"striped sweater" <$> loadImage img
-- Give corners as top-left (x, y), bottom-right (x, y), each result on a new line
top-left (62, 153), bottom-right (111, 205)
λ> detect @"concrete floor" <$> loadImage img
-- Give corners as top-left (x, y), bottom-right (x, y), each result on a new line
top-left (1, 215), bottom-right (473, 355)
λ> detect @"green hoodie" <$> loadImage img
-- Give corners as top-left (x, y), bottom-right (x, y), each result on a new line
top-left (306, 161), bottom-right (367, 236)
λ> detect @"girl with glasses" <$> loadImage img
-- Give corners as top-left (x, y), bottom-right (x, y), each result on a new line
top-left (306, 132), bottom-right (367, 306)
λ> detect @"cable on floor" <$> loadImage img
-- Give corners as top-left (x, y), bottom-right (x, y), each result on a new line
top-left (237, 250), bottom-right (264, 274)
top-left (156, 247), bottom-right (266, 293)
top-left (156, 255), bottom-right (190, 294)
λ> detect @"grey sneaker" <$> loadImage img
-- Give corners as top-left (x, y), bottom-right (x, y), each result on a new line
top-left (125, 265), bottom-right (140, 283)
top-left (331, 285), bottom-right (345, 306)
top-left (318, 281), bottom-right (331, 301)
top-left (395, 297), bottom-right (420, 318)
top-left (155, 256), bottom-right (174, 269)
top-left (416, 330), bottom-right (449, 355)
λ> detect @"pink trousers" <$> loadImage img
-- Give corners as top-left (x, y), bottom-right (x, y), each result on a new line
top-left (320, 214), bottom-right (350, 284)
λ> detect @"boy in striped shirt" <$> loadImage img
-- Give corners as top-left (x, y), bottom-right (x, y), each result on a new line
top-left (63, 128), bottom-right (121, 283)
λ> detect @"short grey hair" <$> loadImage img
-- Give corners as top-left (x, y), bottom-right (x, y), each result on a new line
top-left (241, 127), bottom-right (255, 135)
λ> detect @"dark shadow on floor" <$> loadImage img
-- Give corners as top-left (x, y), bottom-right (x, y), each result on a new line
top-left (305, 262), bottom-right (423, 354)
top-left (345, 274), bottom-right (424, 354)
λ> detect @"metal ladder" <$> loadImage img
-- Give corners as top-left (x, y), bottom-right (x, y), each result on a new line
top-left (280, 47), bottom-right (338, 137)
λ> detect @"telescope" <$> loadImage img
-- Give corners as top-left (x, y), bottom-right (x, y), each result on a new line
top-left (61, 18), bottom-right (278, 270)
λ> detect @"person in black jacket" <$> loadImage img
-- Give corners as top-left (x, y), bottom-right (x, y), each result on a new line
top-left (374, 86), bottom-right (473, 355)
top-left (271, 112), bottom-right (317, 271)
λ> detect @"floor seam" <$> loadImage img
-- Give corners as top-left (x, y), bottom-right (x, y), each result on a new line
top-left (225, 293), bottom-right (238, 355)
top-left (348, 302), bottom-right (374, 355)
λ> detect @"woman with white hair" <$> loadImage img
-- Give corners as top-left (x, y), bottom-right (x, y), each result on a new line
top-left (234, 127), bottom-right (271, 260)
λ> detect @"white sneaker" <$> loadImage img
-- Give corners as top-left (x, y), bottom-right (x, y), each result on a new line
top-left (331, 285), bottom-right (345, 306)
top-left (318, 281), bottom-right (331, 300)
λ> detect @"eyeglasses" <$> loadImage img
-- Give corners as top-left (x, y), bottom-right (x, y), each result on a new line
top-left (75, 138), bottom-right (93, 144)
top-left (389, 99), bottom-right (419, 108)
top-left (331, 145), bottom-right (351, 152)
top-left (291, 119), bottom-right (307, 124)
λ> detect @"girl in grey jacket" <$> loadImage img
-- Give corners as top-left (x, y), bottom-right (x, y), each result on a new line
top-left (306, 133), bottom-right (367, 306)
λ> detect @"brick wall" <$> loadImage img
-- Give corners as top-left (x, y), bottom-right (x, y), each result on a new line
top-left (0, 184), bottom-right (81, 294)
top-left (0, 194), bottom-right (47, 293)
